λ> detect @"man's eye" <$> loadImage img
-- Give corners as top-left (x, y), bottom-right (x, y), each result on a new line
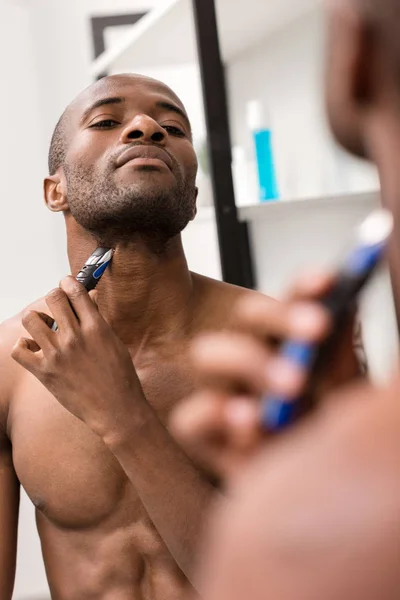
top-left (163, 125), bottom-right (185, 137)
top-left (89, 119), bottom-right (119, 129)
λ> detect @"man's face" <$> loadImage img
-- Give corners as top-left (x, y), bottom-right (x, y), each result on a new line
top-left (62, 75), bottom-right (198, 246)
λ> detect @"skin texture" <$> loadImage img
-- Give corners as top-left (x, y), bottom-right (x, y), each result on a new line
top-left (0, 74), bottom-right (274, 600)
top-left (171, 0), bottom-right (400, 598)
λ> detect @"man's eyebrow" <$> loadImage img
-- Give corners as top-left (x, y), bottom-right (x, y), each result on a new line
top-left (80, 97), bottom-right (125, 123)
top-left (156, 101), bottom-right (191, 131)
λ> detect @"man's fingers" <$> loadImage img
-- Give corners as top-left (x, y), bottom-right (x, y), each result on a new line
top-left (59, 277), bottom-right (99, 323)
top-left (173, 391), bottom-right (259, 444)
top-left (171, 391), bottom-right (229, 474)
top-left (46, 286), bottom-right (79, 332)
top-left (21, 310), bottom-right (56, 354)
top-left (171, 391), bottom-right (260, 478)
top-left (171, 390), bottom-right (226, 444)
top-left (17, 337), bottom-right (41, 353)
top-left (287, 268), bottom-right (336, 300)
top-left (193, 333), bottom-right (308, 398)
top-left (192, 333), bottom-right (271, 395)
top-left (234, 295), bottom-right (331, 343)
top-left (36, 312), bottom-right (55, 329)
top-left (11, 337), bottom-right (42, 372)
top-left (224, 397), bottom-right (261, 449)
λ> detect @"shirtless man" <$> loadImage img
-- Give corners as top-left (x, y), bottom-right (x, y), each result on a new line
top-left (0, 73), bottom-right (269, 600)
top-left (1, 72), bottom-right (359, 600)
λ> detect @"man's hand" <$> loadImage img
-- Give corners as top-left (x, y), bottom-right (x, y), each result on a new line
top-left (12, 276), bottom-right (143, 441)
top-left (171, 270), bottom-right (363, 481)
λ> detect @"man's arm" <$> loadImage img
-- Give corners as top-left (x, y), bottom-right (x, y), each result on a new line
top-left (0, 429), bottom-right (20, 599)
top-left (103, 406), bottom-right (217, 579)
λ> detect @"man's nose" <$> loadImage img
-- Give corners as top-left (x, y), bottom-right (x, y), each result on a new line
top-left (120, 114), bottom-right (166, 145)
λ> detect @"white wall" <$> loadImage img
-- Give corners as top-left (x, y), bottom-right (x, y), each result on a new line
top-left (0, 4), bottom-right (55, 598)
top-left (0, 1), bottom-right (63, 323)
top-left (24, 0), bottom-right (159, 145)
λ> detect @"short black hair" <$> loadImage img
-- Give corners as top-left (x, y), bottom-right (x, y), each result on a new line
top-left (48, 109), bottom-right (69, 175)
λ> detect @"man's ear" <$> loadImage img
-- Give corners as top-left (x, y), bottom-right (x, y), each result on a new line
top-left (325, 1), bottom-right (372, 158)
top-left (44, 173), bottom-right (69, 212)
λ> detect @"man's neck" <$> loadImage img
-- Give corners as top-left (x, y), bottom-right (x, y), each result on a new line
top-left (67, 230), bottom-right (194, 352)
top-left (368, 110), bottom-right (400, 333)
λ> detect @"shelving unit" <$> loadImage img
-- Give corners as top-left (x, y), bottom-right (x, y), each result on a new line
top-left (238, 191), bottom-right (380, 223)
top-left (91, 0), bottom-right (321, 76)
top-left (237, 190), bottom-right (399, 381)
top-left (91, 0), bottom-right (194, 76)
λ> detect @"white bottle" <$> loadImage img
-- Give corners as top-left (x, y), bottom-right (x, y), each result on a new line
top-left (232, 146), bottom-right (257, 207)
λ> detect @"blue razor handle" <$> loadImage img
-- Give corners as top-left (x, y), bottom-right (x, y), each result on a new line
top-left (261, 240), bottom-right (387, 432)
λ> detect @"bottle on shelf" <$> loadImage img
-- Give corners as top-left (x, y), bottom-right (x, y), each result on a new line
top-left (246, 100), bottom-right (279, 202)
top-left (231, 146), bottom-right (258, 207)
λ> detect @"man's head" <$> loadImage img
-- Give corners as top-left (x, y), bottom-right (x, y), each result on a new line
top-left (45, 74), bottom-right (198, 248)
top-left (325, 0), bottom-right (400, 158)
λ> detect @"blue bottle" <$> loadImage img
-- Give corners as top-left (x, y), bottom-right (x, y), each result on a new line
top-left (247, 101), bottom-right (279, 202)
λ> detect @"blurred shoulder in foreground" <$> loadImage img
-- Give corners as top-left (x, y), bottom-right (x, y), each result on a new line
top-left (200, 377), bottom-right (400, 600)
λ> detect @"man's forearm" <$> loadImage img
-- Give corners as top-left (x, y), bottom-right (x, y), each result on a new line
top-left (102, 404), bottom-right (219, 582)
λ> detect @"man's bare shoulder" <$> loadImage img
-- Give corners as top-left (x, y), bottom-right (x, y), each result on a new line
top-left (0, 298), bottom-right (47, 424)
top-left (204, 381), bottom-right (400, 600)
top-left (191, 273), bottom-right (277, 331)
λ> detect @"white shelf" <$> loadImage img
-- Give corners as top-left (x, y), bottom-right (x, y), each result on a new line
top-left (238, 189), bottom-right (397, 384)
top-left (238, 191), bottom-right (380, 223)
top-left (91, 0), bottom-right (321, 77)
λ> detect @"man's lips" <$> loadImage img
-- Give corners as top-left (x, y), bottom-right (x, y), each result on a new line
top-left (116, 145), bottom-right (173, 171)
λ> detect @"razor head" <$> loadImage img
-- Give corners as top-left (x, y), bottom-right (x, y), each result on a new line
top-left (76, 248), bottom-right (114, 292)
top-left (51, 247), bottom-right (114, 331)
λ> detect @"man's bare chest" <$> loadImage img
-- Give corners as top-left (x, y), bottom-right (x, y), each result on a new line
top-left (8, 357), bottom-right (196, 530)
